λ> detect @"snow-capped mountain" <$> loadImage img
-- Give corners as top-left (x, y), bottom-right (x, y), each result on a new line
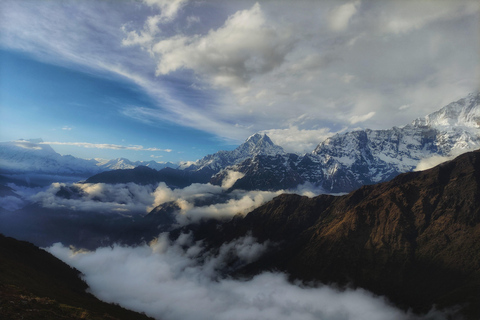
top-left (0, 139), bottom-right (176, 184)
top-left (212, 92), bottom-right (480, 192)
top-left (182, 133), bottom-right (285, 174)
top-left (3, 93), bottom-right (479, 192)
top-left (0, 139), bottom-right (101, 177)
top-left (96, 158), bottom-right (177, 171)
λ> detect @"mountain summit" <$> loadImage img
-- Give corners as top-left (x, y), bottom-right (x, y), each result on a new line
top-left (238, 133), bottom-right (285, 157)
top-left (183, 133), bottom-right (285, 174)
top-left (211, 92), bottom-right (480, 192)
top-left (199, 149), bottom-right (480, 319)
top-left (412, 92), bottom-right (480, 128)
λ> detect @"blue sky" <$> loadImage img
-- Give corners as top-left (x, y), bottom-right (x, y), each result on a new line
top-left (0, 49), bottom-right (230, 162)
top-left (1, 0), bottom-right (479, 162)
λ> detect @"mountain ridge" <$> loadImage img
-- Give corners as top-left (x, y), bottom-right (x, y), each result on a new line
top-left (193, 148), bottom-right (480, 319)
top-left (213, 92), bottom-right (480, 192)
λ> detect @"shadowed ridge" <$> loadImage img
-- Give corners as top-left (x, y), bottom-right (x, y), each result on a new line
top-left (0, 234), bottom-right (155, 320)
top-left (198, 149), bottom-right (480, 319)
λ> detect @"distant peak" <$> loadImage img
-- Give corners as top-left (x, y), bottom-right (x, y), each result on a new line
top-left (246, 133), bottom-right (265, 142)
top-left (236, 133), bottom-right (284, 156)
top-left (245, 133), bottom-right (275, 145)
top-left (411, 92), bottom-right (480, 128)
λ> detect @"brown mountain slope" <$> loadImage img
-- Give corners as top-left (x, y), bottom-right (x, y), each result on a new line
top-left (201, 149), bottom-right (480, 319)
top-left (0, 234), bottom-right (155, 320)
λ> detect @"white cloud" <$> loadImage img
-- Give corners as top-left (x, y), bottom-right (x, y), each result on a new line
top-left (151, 3), bottom-right (295, 90)
top-left (328, 1), bottom-right (360, 31)
top-left (40, 141), bottom-right (172, 152)
top-left (349, 111), bottom-right (376, 124)
top-left (143, 0), bottom-right (187, 22)
top-left (261, 126), bottom-right (334, 154)
top-left (1, 0), bottom-right (479, 148)
top-left (47, 233), bottom-right (449, 320)
top-left (414, 155), bottom-right (452, 172)
top-left (149, 182), bottom-right (282, 223)
top-left (377, 1), bottom-right (479, 35)
top-left (220, 170), bottom-right (245, 189)
top-left (31, 182), bottom-right (157, 214)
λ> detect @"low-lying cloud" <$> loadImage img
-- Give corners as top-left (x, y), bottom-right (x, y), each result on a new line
top-left (150, 182), bottom-right (283, 224)
top-left (30, 182), bottom-right (157, 214)
top-left (47, 233), bottom-right (450, 320)
top-left (27, 181), bottom-right (283, 223)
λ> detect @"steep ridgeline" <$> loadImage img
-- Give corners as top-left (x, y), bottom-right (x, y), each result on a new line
top-left (212, 92), bottom-right (480, 192)
top-left (78, 133), bottom-right (286, 187)
top-left (199, 149), bottom-right (480, 319)
top-left (181, 133), bottom-right (285, 176)
top-left (0, 234), bottom-right (155, 320)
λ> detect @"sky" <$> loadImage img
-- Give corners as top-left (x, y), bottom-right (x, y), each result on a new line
top-left (1, 0), bottom-right (479, 162)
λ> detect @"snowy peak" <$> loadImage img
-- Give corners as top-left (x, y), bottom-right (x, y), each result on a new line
top-left (236, 133), bottom-right (285, 157)
top-left (0, 139), bottom-right (177, 181)
top-left (0, 139), bottom-right (100, 177)
top-left (412, 92), bottom-right (480, 128)
top-left (97, 158), bottom-right (177, 171)
top-left (184, 133), bottom-right (285, 173)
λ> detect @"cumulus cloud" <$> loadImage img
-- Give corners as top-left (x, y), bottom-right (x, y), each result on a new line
top-left (2, 1), bottom-right (479, 146)
top-left (40, 141), bottom-right (172, 152)
top-left (143, 0), bottom-right (187, 22)
top-left (151, 3), bottom-right (295, 90)
top-left (150, 182), bottom-right (282, 224)
top-left (328, 1), bottom-right (360, 31)
top-left (28, 180), bottom-right (281, 223)
top-left (47, 232), bottom-right (449, 320)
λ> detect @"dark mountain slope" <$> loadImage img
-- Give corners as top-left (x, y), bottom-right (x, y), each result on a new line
top-left (0, 234), bottom-right (154, 320)
top-left (199, 149), bottom-right (480, 318)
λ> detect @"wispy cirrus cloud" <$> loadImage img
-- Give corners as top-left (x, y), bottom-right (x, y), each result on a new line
top-left (40, 141), bottom-right (172, 152)
top-left (1, 0), bottom-right (479, 150)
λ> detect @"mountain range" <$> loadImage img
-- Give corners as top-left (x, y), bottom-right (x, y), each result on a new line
top-left (186, 148), bottom-right (480, 319)
top-left (210, 92), bottom-right (480, 192)
top-left (2, 92), bottom-right (479, 193)
top-left (1, 93), bottom-right (479, 319)
top-left (86, 92), bottom-right (480, 193)
top-left (0, 139), bottom-right (176, 185)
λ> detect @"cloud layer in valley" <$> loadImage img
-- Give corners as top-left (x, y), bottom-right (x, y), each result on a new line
top-left (48, 232), bottom-right (451, 320)
top-left (27, 180), bottom-right (284, 223)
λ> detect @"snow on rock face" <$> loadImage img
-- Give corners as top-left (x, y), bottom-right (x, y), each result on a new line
top-left (96, 158), bottom-right (176, 171)
top-left (212, 92), bottom-right (480, 193)
top-left (0, 139), bottom-right (101, 176)
top-left (306, 92), bottom-right (480, 191)
top-left (185, 133), bottom-right (285, 173)
top-left (412, 92), bottom-right (480, 129)
top-left (0, 139), bottom-right (176, 181)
